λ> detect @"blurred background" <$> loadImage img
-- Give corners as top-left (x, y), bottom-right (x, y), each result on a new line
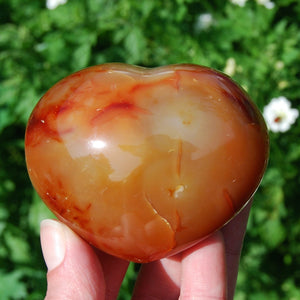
top-left (0, 0), bottom-right (300, 299)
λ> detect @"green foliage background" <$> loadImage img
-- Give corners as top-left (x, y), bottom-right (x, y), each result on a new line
top-left (1, 0), bottom-right (300, 299)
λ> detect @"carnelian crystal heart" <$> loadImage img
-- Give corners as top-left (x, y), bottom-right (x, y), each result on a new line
top-left (25, 63), bottom-right (269, 262)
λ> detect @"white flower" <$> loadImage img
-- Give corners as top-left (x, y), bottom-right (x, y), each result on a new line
top-left (46, 0), bottom-right (67, 10)
top-left (224, 58), bottom-right (237, 76)
top-left (230, 0), bottom-right (248, 7)
top-left (263, 97), bottom-right (299, 133)
top-left (194, 13), bottom-right (214, 32)
top-left (256, 0), bottom-right (275, 9)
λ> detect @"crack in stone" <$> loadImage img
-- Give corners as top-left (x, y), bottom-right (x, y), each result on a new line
top-left (143, 192), bottom-right (176, 235)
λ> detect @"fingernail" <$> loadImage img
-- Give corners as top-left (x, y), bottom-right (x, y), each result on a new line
top-left (40, 219), bottom-right (66, 271)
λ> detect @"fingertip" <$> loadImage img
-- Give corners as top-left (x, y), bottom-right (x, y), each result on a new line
top-left (180, 232), bottom-right (227, 300)
top-left (40, 219), bottom-right (66, 272)
top-left (182, 231), bottom-right (225, 259)
top-left (40, 219), bottom-right (106, 300)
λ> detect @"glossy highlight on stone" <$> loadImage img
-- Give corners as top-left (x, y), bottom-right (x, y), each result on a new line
top-left (25, 63), bottom-right (269, 262)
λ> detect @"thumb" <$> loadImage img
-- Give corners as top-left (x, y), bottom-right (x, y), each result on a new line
top-left (40, 219), bottom-right (105, 300)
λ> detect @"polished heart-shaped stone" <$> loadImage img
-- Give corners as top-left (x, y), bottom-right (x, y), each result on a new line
top-left (25, 63), bottom-right (269, 262)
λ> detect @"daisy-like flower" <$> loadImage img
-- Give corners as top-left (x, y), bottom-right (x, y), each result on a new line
top-left (230, 0), bottom-right (248, 7)
top-left (194, 13), bottom-right (214, 32)
top-left (256, 0), bottom-right (275, 9)
top-left (263, 97), bottom-right (299, 133)
top-left (46, 0), bottom-right (67, 10)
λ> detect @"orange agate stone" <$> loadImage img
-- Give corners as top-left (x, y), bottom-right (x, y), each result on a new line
top-left (25, 64), bottom-right (269, 262)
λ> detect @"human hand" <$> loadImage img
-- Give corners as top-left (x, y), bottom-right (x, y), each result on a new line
top-left (40, 201), bottom-right (252, 300)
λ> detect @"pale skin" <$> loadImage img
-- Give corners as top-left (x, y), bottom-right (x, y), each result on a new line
top-left (40, 200), bottom-right (252, 300)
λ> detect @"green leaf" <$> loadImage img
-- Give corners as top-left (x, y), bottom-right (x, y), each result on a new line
top-left (72, 44), bottom-right (92, 70)
top-left (28, 191), bottom-right (56, 235)
top-left (118, 263), bottom-right (139, 300)
top-left (261, 167), bottom-right (285, 187)
top-left (0, 108), bottom-right (11, 133)
top-left (41, 32), bottom-right (68, 64)
top-left (4, 230), bottom-right (31, 264)
top-left (124, 28), bottom-right (147, 64)
top-left (282, 278), bottom-right (300, 299)
top-left (287, 143), bottom-right (300, 161)
top-left (46, 1), bottom-right (85, 29)
top-left (260, 218), bottom-right (286, 249)
top-left (0, 270), bottom-right (27, 300)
